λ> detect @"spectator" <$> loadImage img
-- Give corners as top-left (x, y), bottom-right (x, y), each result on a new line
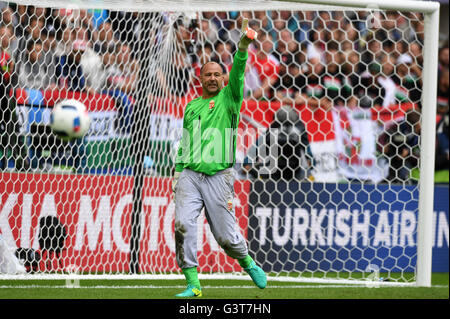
top-left (11, 4), bottom-right (28, 39)
top-left (340, 49), bottom-right (361, 108)
top-left (214, 11), bottom-right (235, 42)
top-left (380, 11), bottom-right (402, 43)
top-left (272, 29), bottom-right (297, 63)
top-left (52, 26), bottom-right (74, 59)
top-left (162, 49), bottom-right (191, 98)
top-left (213, 40), bottom-right (233, 72)
top-left (288, 48), bottom-right (340, 110)
top-left (243, 105), bottom-right (311, 180)
top-left (437, 67), bottom-right (449, 101)
top-left (73, 25), bottom-right (91, 43)
top-left (335, 15), bottom-right (359, 52)
top-left (268, 12), bottom-right (287, 44)
top-left (41, 28), bottom-right (61, 77)
top-left (296, 11), bottom-right (314, 43)
top-left (438, 45), bottom-right (449, 72)
top-left (435, 68), bottom-right (449, 173)
top-left (100, 45), bottom-right (116, 87)
top-left (273, 44), bottom-right (305, 103)
top-left (109, 11), bottom-right (141, 51)
top-left (0, 23), bottom-right (13, 54)
top-left (75, 39), bottom-right (105, 93)
top-left (392, 53), bottom-right (422, 105)
top-left (172, 17), bottom-right (197, 62)
top-left (250, 10), bottom-right (270, 34)
top-left (15, 16), bottom-right (46, 63)
top-left (102, 43), bottom-right (139, 133)
top-left (16, 39), bottom-right (55, 90)
top-left (248, 29), bottom-right (280, 100)
top-left (93, 21), bottom-right (118, 54)
top-left (57, 8), bottom-right (94, 34)
top-left (435, 92), bottom-right (449, 182)
top-left (394, 39), bottom-right (410, 59)
top-left (45, 7), bottom-right (63, 34)
top-left (28, 6), bottom-right (47, 21)
top-left (241, 67), bottom-right (261, 100)
top-left (342, 49), bottom-right (360, 78)
top-left (55, 39), bottom-right (91, 93)
top-left (200, 18), bottom-right (220, 45)
top-left (354, 61), bottom-right (398, 108)
top-left (408, 13), bottom-right (425, 44)
top-left (360, 30), bottom-right (385, 67)
top-left (77, 9), bottom-right (96, 32)
top-left (106, 42), bottom-right (139, 96)
top-left (51, 7), bottom-right (75, 30)
top-left (381, 53), bottom-right (396, 78)
top-left (305, 29), bottom-right (325, 67)
top-left (379, 110), bottom-right (421, 184)
top-left (220, 16), bottom-right (241, 45)
top-left (321, 47), bottom-right (350, 107)
top-left (0, 24), bottom-right (14, 85)
top-left (0, 23), bottom-right (15, 170)
top-left (408, 41), bottom-right (423, 79)
top-left (1, 6), bottom-right (18, 30)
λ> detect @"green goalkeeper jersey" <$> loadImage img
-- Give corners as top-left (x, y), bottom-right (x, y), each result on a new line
top-left (175, 50), bottom-right (248, 176)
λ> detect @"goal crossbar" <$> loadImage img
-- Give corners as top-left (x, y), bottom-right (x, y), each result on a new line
top-left (9, 0), bottom-right (440, 13)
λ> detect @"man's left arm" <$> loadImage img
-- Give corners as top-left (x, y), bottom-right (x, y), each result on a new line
top-left (226, 19), bottom-right (257, 110)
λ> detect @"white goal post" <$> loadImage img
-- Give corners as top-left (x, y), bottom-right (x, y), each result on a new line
top-left (0, 0), bottom-right (442, 287)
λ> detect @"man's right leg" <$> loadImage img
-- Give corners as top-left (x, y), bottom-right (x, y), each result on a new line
top-left (174, 169), bottom-right (204, 297)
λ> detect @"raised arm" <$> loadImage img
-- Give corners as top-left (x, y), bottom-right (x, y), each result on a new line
top-left (226, 19), bottom-right (257, 106)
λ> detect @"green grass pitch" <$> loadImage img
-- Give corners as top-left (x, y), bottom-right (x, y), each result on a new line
top-left (0, 273), bottom-right (448, 299)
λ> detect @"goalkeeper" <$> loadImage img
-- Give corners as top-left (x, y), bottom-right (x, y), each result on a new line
top-left (172, 20), bottom-right (266, 298)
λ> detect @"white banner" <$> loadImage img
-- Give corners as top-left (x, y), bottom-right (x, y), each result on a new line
top-left (309, 140), bottom-right (340, 183)
top-left (332, 106), bottom-right (388, 183)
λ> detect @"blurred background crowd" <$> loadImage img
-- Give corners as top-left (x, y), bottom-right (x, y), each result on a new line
top-left (0, 2), bottom-right (448, 183)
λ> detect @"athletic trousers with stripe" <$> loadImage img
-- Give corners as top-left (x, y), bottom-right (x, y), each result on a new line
top-left (174, 168), bottom-right (248, 269)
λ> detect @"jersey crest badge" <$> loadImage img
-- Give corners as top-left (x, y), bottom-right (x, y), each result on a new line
top-left (209, 100), bottom-right (215, 110)
top-left (227, 199), bottom-right (233, 211)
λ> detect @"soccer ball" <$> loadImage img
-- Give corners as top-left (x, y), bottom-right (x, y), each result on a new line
top-left (50, 99), bottom-right (91, 141)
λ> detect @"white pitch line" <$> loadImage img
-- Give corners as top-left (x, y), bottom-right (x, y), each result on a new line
top-left (1, 284), bottom-right (448, 289)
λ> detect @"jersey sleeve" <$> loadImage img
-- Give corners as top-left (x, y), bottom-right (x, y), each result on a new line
top-left (225, 49), bottom-right (248, 113)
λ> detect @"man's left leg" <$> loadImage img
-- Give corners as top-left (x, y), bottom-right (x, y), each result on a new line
top-left (201, 168), bottom-right (267, 289)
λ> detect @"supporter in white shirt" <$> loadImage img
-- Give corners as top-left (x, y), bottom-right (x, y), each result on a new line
top-left (72, 39), bottom-right (106, 93)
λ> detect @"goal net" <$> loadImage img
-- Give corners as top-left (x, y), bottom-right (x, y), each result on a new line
top-left (0, 0), bottom-right (442, 286)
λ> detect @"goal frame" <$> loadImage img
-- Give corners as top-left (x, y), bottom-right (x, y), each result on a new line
top-left (0, 0), bottom-right (441, 287)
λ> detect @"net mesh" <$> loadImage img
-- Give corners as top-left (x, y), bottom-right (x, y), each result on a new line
top-left (0, 1), bottom-right (446, 284)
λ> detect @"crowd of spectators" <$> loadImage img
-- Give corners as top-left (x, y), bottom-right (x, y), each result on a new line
top-left (0, 3), bottom-right (448, 183)
top-left (0, 3), bottom-right (141, 171)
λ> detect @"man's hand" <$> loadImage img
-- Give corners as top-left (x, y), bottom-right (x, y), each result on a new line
top-left (238, 18), bottom-right (257, 51)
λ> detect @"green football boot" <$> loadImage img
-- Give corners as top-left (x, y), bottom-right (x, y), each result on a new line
top-left (244, 261), bottom-right (267, 289)
top-left (175, 285), bottom-right (202, 298)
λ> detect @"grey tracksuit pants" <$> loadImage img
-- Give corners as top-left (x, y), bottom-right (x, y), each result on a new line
top-left (174, 168), bottom-right (248, 269)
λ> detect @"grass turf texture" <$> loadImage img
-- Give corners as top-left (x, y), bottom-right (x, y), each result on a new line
top-left (0, 273), bottom-right (447, 299)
